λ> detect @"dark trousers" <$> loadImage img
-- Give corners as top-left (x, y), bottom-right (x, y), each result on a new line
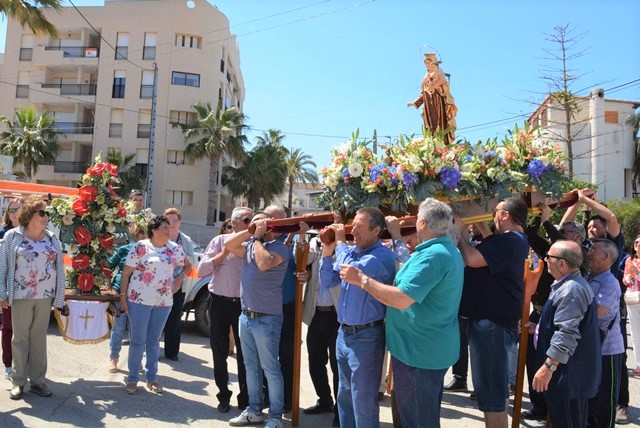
top-left (307, 307), bottom-right (340, 406)
top-left (588, 353), bottom-right (622, 428)
top-left (209, 292), bottom-right (247, 407)
top-left (280, 302), bottom-right (295, 409)
top-left (164, 291), bottom-right (184, 359)
top-left (451, 317), bottom-right (469, 379)
top-left (1, 306), bottom-right (12, 368)
top-left (546, 395), bottom-right (589, 428)
top-left (526, 310), bottom-right (547, 413)
top-left (618, 316), bottom-right (629, 407)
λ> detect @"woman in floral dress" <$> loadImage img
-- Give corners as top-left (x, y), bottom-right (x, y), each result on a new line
top-left (623, 236), bottom-right (640, 376)
top-left (0, 195), bottom-right (66, 400)
top-left (119, 216), bottom-right (191, 394)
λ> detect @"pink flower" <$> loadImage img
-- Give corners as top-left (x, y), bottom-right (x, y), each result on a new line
top-left (142, 271), bottom-right (154, 283)
top-left (135, 246), bottom-right (147, 257)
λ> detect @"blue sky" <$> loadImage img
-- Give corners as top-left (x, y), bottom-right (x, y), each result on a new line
top-left (1, 0), bottom-right (639, 171)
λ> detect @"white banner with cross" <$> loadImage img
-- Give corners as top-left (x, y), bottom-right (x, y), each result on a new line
top-left (55, 300), bottom-right (114, 344)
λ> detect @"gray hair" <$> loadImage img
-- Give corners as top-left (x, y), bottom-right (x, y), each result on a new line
top-left (264, 205), bottom-right (286, 219)
top-left (553, 241), bottom-right (583, 269)
top-left (561, 221), bottom-right (586, 242)
top-left (231, 206), bottom-right (253, 219)
top-left (592, 238), bottom-right (620, 265)
top-left (418, 198), bottom-right (453, 237)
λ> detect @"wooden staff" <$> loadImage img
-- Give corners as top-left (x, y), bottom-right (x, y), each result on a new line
top-left (291, 240), bottom-right (310, 426)
top-left (512, 259), bottom-right (544, 428)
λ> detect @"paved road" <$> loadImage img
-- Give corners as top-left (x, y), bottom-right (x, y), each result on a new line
top-left (0, 316), bottom-right (638, 427)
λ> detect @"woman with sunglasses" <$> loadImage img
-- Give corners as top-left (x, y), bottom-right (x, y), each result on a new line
top-left (0, 197), bottom-right (24, 380)
top-left (623, 236), bottom-right (640, 376)
top-left (0, 195), bottom-right (66, 400)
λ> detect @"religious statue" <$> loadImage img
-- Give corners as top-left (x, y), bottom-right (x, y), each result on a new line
top-left (407, 52), bottom-right (458, 144)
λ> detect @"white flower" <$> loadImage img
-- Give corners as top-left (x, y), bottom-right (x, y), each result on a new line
top-left (348, 163), bottom-right (363, 178)
top-left (62, 213), bottom-right (75, 226)
top-left (324, 176), bottom-right (337, 191)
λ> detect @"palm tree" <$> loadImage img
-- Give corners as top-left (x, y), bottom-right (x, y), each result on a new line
top-left (1, 0), bottom-right (61, 38)
top-left (179, 101), bottom-right (248, 225)
top-left (0, 106), bottom-right (60, 180)
top-left (106, 148), bottom-right (145, 198)
top-left (628, 110), bottom-right (640, 194)
top-left (284, 147), bottom-right (318, 216)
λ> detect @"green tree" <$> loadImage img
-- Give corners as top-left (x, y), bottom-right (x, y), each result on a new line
top-left (106, 148), bottom-right (144, 198)
top-left (627, 110), bottom-right (640, 194)
top-left (0, 106), bottom-right (60, 180)
top-left (284, 147), bottom-right (318, 216)
top-left (1, 0), bottom-right (61, 38)
top-left (179, 101), bottom-right (248, 225)
top-left (609, 198), bottom-right (640, 247)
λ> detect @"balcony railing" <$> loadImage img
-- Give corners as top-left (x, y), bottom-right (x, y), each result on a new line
top-left (44, 46), bottom-right (100, 58)
top-left (109, 123), bottom-right (123, 138)
top-left (19, 48), bottom-right (32, 61)
top-left (140, 85), bottom-right (153, 99)
top-left (53, 122), bottom-right (94, 135)
top-left (16, 85), bottom-right (29, 98)
top-left (41, 83), bottom-right (97, 96)
top-left (137, 124), bottom-right (151, 139)
top-left (142, 46), bottom-right (156, 60)
top-left (54, 161), bottom-right (91, 174)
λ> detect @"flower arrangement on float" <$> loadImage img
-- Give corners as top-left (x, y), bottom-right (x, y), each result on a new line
top-left (48, 155), bottom-right (130, 294)
top-left (317, 124), bottom-right (567, 215)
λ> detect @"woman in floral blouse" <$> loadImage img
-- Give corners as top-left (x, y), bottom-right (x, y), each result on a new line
top-left (119, 216), bottom-right (191, 394)
top-left (623, 236), bottom-right (640, 376)
top-left (0, 195), bottom-right (66, 400)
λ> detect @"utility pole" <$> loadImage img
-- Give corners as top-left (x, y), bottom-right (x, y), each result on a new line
top-left (145, 62), bottom-right (158, 209)
top-left (373, 129), bottom-right (378, 155)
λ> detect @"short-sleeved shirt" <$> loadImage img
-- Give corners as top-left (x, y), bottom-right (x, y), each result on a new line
top-left (386, 236), bottom-right (464, 369)
top-left (125, 239), bottom-right (188, 307)
top-left (13, 238), bottom-right (58, 300)
top-left (459, 231), bottom-right (529, 330)
top-left (240, 238), bottom-right (290, 315)
top-left (587, 270), bottom-right (625, 356)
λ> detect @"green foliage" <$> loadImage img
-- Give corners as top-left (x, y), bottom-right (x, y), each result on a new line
top-left (106, 148), bottom-right (144, 198)
top-left (1, 0), bottom-right (61, 38)
top-left (608, 198), bottom-right (640, 250)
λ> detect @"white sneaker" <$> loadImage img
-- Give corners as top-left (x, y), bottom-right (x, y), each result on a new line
top-left (4, 367), bottom-right (12, 380)
top-left (264, 419), bottom-right (282, 428)
top-left (228, 408), bottom-right (265, 426)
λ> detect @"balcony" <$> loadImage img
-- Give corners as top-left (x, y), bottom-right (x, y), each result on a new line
top-left (137, 124), bottom-right (151, 139)
top-left (15, 85), bottom-right (29, 98)
top-left (140, 85), bottom-right (153, 99)
top-left (143, 46), bottom-right (156, 60)
top-left (53, 122), bottom-right (94, 135)
top-left (19, 48), bottom-right (32, 61)
top-left (54, 161), bottom-right (90, 174)
top-left (44, 46), bottom-right (100, 58)
top-left (41, 83), bottom-right (97, 96)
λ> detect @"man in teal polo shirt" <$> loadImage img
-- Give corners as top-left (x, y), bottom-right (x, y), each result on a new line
top-left (340, 198), bottom-right (464, 427)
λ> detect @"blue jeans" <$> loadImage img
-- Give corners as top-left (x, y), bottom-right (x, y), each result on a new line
top-left (467, 319), bottom-right (518, 412)
top-left (126, 301), bottom-right (171, 383)
top-left (239, 313), bottom-right (283, 420)
top-left (336, 324), bottom-right (385, 428)
top-left (109, 303), bottom-right (128, 359)
top-left (392, 356), bottom-right (447, 428)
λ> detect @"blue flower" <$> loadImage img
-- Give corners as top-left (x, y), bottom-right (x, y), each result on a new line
top-left (402, 172), bottom-right (419, 188)
top-left (439, 167), bottom-right (461, 190)
top-left (370, 163), bottom-right (388, 182)
top-left (341, 168), bottom-right (350, 179)
top-left (389, 165), bottom-right (400, 187)
top-left (526, 159), bottom-right (545, 178)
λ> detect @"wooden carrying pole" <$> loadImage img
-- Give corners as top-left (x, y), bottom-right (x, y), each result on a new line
top-left (291, 241), bottom-right (310, 426)
top-left (512, 259), bottom-right (544, 428)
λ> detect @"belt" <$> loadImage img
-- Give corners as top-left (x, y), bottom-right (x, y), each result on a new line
top-left (316, 306), bottom-right (335, 312)
top-left (212, 293), bottom-right (240, 303)
top-left (242, 310), bottom-right (267, 319)
top-left (341, 320), bottom-right (384, 333)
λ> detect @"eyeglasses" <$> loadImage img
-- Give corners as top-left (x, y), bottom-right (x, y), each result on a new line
top-left (233, 217), bottom-right (251, 224)
top-left (225, 224), bottom-right (233, 230)
top-left (37, 210), bottom-right (49, 218)
top-left (7, 207), bottom-right (19, 214)
top-left (544, 253), bottom-right (566, 262)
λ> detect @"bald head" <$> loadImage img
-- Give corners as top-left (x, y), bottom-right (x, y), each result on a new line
top-left (264, 205), bottom-right (286, 220)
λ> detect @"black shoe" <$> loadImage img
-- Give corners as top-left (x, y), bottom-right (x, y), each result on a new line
top-left (377, 391), bottom-right (384, 402)
top-left (303, 401), bottom-right (334, 415)
top-left (522, 409), bottom-right (547, 421)
top-left (166, 355), bottom-right (178, 361)
top-left (444, 377), bottom-right (468, 392)
top-left (332, 413), bottom-right (340, 427)
top-left (217, 401), bottom-right (230, 414)
top-left (29, 383), bottom-right (53, 397)
top-left (469, 391), bottom-right (476, 400)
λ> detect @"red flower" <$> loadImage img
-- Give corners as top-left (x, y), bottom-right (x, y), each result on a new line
top-left (99, 262), bottom-right (112, 280)
top-left (78, 185), bottom-right (99, 202)
top-left (108, 185), bottom-right (118, 198)
top-left (116, 207), bottom-right (127, 218)
top-left (72, 199), bottom-right (90, 216)
top-left (74, 226), bottom-right (92, 246)
top-left (72, 254), bottom-right (91, 271)
top-left (106, 163), bottom-right (118, 176)
top-left (86, 163), bottom-right (106, 177)
top-left (99, 233), bottom-right (114, 250)
top-left (77, 273), bottom-right (95, 292)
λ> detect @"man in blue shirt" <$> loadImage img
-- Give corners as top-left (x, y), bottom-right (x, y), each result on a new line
top-left (319, 207), bottom-right (395, 428)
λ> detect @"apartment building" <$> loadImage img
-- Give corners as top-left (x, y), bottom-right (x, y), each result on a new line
top-left (0, 0), bottom-right (245, 224)
top-left (529, 89), bottom-right (639, 201)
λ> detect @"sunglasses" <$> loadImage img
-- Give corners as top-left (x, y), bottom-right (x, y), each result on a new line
top-left (544, 253), bottom-right (566, 261)
top-left (234, 217), bottom-right (251, 224)
top-left (225, 224), bottom-right (233, 230)
top-left (37, 210), bottom-right (50, 218)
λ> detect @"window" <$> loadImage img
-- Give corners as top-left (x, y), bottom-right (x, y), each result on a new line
top-left (143, 32), bottom-right (157, 60)
top-left (140, 70), bottom-right (154, 98)
top-left (175, 33), bottom-right (201, 49)
top-left (16, 71), bottom-right (29, 98)
top-left (137, 109), bottom-right (151, 138)
top-left (112, 70), bottom-right (126, 98)
top-left (169, 110), bottom-right (197, 125)
top-left (115, 32), bottom-right (129, 60)
top-left (171, 71), bottom-right (200, 87)
top-left (109, 108), bottom-right (123, 137)
top-left (167, 150), bottom-right (194, 165)
top-left (164, 190), bottom-right (193, 205)
top-left (20, 35), bottom-right (34, 61)
top-left (220, 46), bottom-right (225, 72)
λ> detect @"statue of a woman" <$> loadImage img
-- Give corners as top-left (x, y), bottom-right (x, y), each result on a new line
top-left (407, 52), bottom-right (458, 144)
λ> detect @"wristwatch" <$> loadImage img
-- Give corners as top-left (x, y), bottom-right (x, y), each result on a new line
top-left (360, 275), bottom-right (370, 288)
top-left (255, 236), bottom-right (265, 243)
top-left (544, 360), bottom-right (558, 372)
